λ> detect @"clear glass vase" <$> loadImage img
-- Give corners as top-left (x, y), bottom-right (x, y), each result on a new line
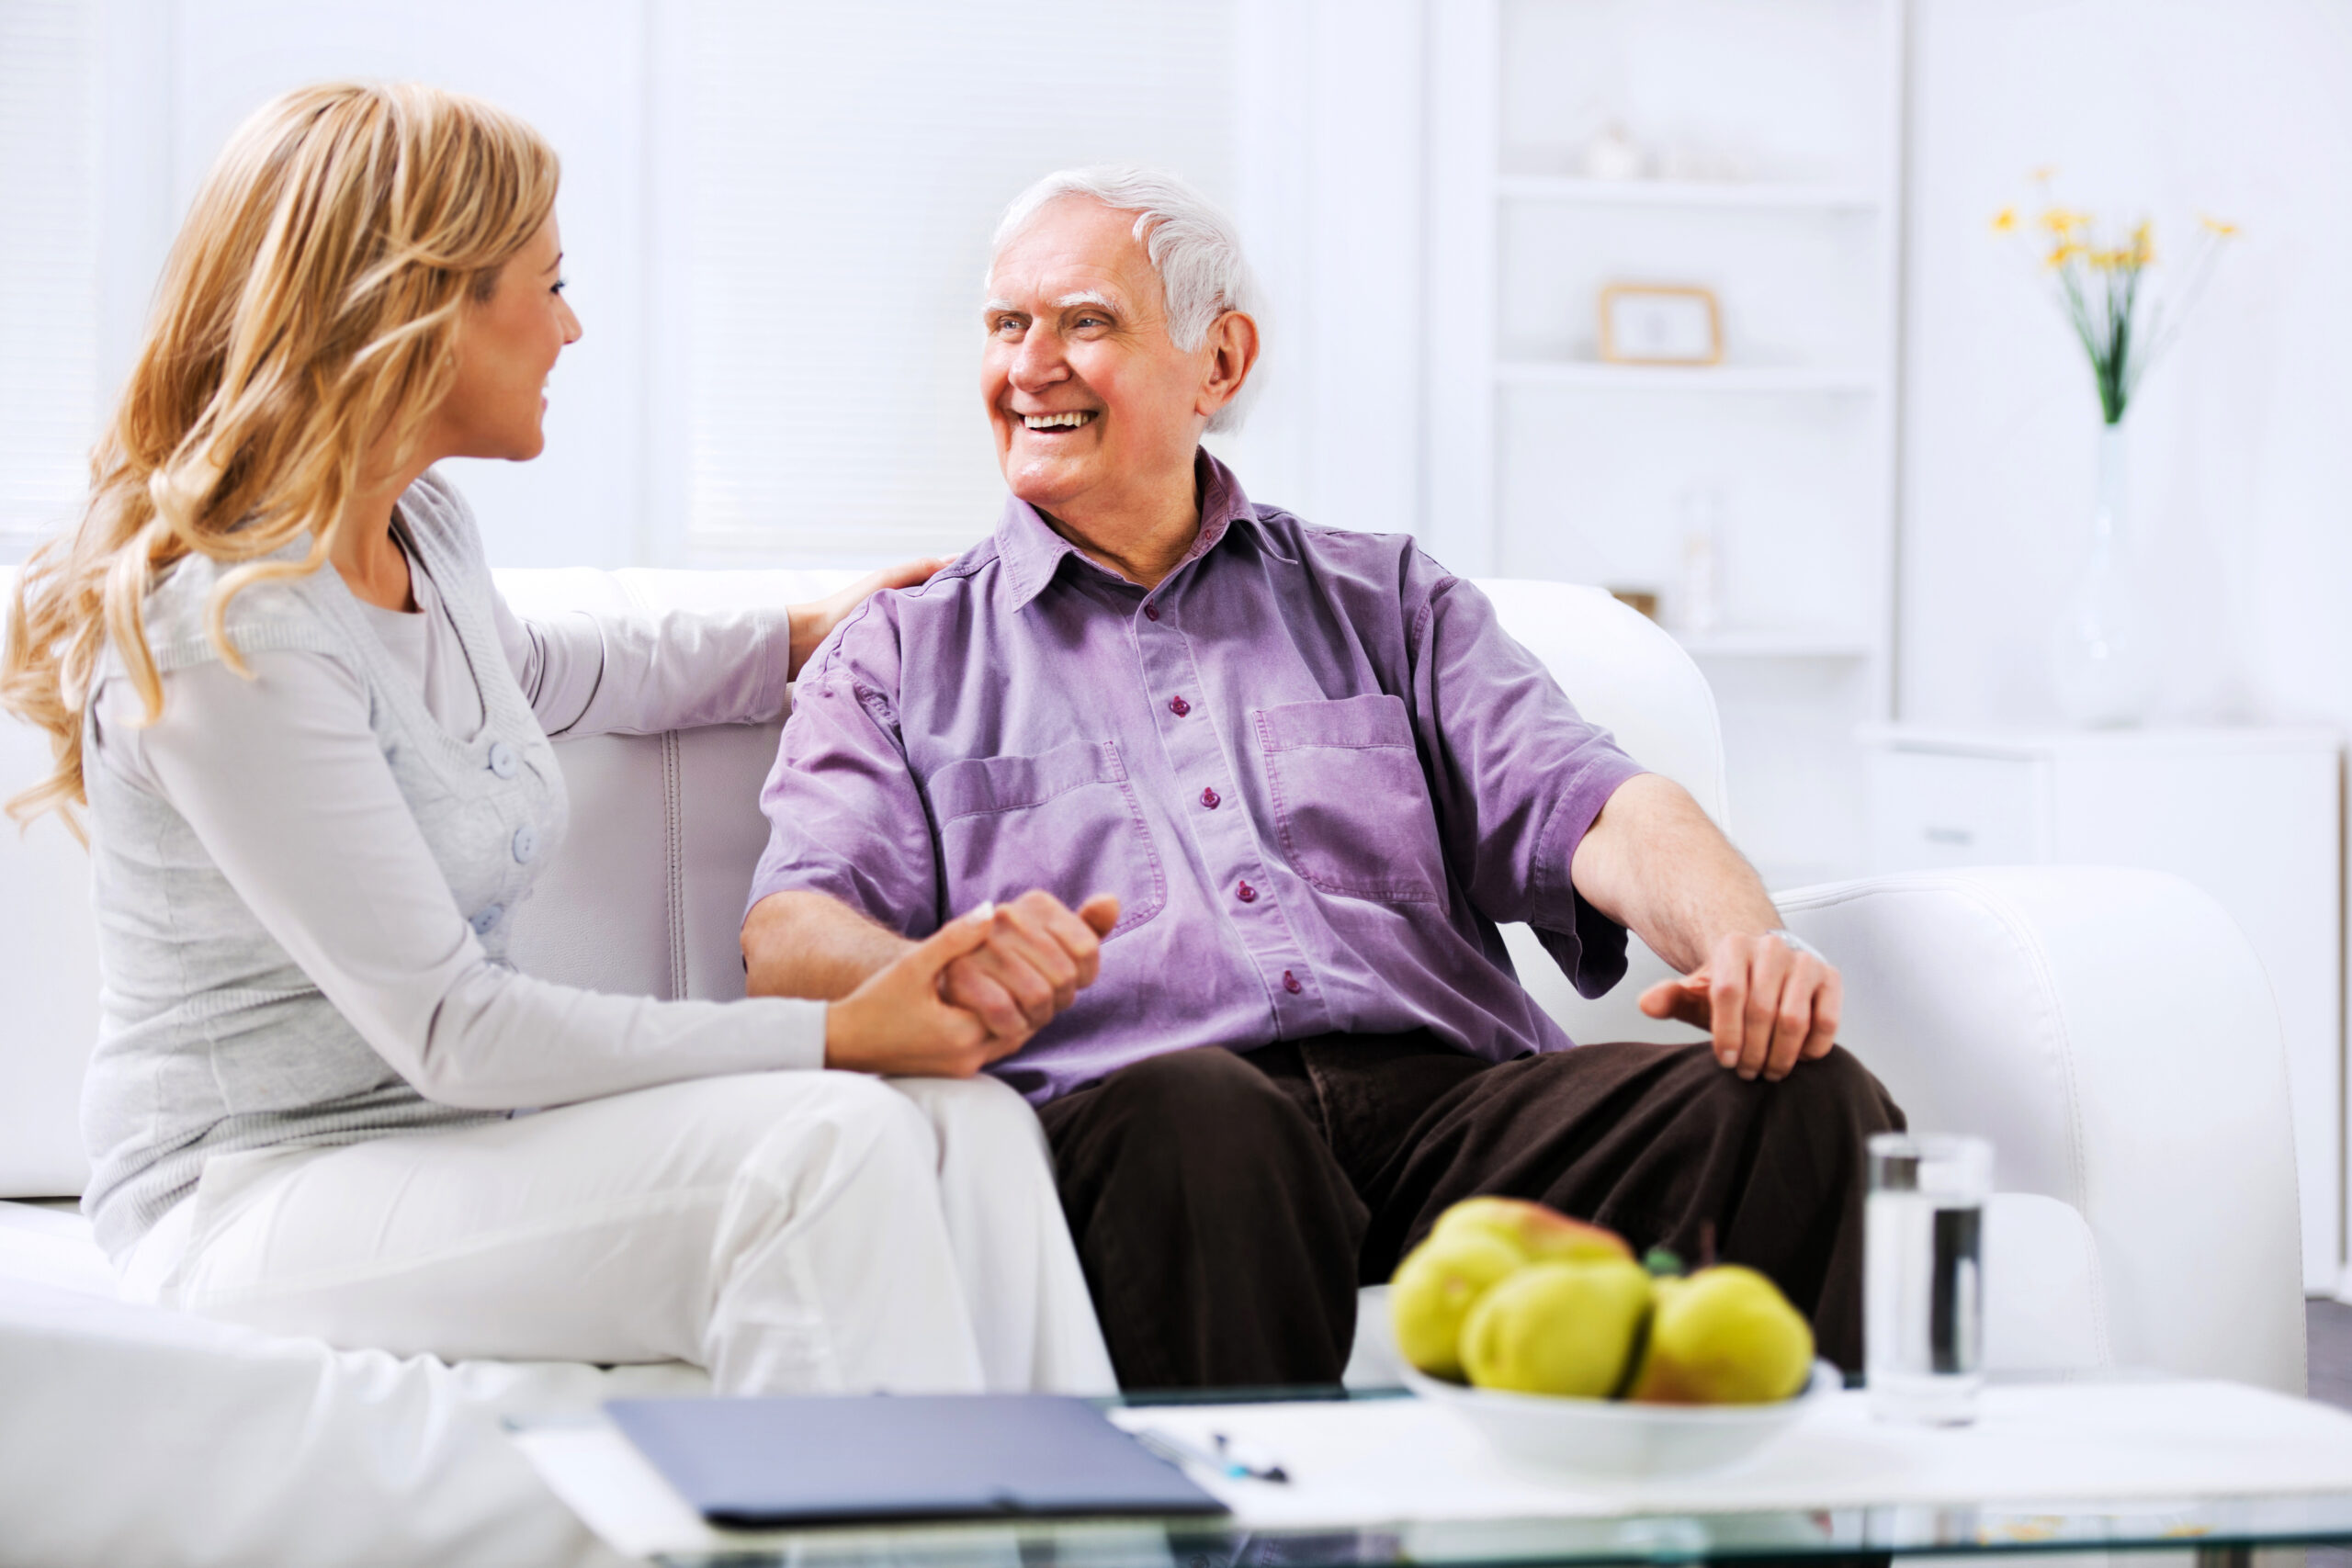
top-left (2050, 422), bottom-right (2157, 727)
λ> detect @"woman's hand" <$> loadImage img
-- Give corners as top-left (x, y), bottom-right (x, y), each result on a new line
top-left (823, 903), bottom-right (1007, 1077)
top-left (786, 558), bottom-right (951, 679)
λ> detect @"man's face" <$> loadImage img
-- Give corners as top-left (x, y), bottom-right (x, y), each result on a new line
top-left (981, 197), bottom-right (1215, 524)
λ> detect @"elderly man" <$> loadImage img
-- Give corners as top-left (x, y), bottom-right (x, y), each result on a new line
top-left (743, 167), bottom-right (1904, 1391)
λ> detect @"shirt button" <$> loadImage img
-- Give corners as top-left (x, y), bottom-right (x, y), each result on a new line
top-left (487, 740), bottom-right (518, 779)
top-left (1170, 695), bottom-right (1191, 717)
top-left (1144, 604), bottom-right (1160, 622)
top-left (1236, 881), bottom-right (1257, 904)
top-left (1283, 970), bottom-right (1303, 995)
top-left (512, 825), bottom-right (538, 863)
top-left (1200, 786), bottom-right (1220, 809)
top-left (470, 904), bottom-right (504, 935)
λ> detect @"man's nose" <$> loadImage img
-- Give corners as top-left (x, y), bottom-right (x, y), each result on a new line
top-left (1008, 326), bottom-right (1069, 390)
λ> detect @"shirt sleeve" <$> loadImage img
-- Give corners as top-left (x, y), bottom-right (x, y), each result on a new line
top-left (743, 599), bottom-right (942, 937)
top-left (491, 587), bottom-right (795, 739)
top-left (96, 650), bottom-right (827, 1111)
top-left (1405, 557), bottom-right (1650, 999)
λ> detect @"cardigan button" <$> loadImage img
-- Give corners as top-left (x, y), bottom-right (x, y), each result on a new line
top-left (487, 740), bottom-right (518, 779)
top-left (470, 904), bottom-right (505, 935)
top-left (512, 825), bottom-right (538, 864)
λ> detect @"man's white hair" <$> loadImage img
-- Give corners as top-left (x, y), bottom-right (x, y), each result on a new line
top-left (991, 164), bottom-right (1263, 433)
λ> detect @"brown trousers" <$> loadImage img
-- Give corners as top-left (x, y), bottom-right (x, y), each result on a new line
top-left (1036, 1033), bottom-right (1905, 1391)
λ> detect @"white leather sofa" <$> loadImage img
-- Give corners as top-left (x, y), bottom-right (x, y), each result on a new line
top-left (0, 565), bottom-right (2309, 1565)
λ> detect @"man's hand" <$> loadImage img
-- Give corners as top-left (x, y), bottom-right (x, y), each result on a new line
top-left (941, 890), bottom-right (1120, 1048)
top-left (1638, 932), bottom-right (1841, 1083)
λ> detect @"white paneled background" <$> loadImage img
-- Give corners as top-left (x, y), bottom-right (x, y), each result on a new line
top-left (681, 1), bottom-right (1241, 563)
top-left (0, 0), bottom-right (99, 547)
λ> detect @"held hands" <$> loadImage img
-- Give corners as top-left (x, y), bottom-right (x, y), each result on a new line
top-left (939, 890), bottom-right (1121, 1048)
top-left (786, 557), bottom-right (951, 679)
top-left (1637, 931), bottom-right (1842, 1084)
top-left (822, 890), bottom-right (1119, 1077)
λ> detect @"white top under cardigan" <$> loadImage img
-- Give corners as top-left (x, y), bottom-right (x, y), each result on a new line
top-left (79, 469), bottom-right (828, 1258)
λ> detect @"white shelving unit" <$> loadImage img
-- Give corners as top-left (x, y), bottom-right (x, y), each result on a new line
top-left (1427, 0), bottom-right (1907, 886)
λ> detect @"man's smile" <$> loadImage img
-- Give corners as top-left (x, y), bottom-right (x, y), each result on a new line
top-left (1016, 410), bottom-right (1099, 432)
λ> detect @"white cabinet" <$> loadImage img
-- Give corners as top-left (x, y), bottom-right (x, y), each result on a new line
top-left (1861, 725), bottom-right (2345, 1294)
top-left (1427, 0), bottom-right (1905, 890)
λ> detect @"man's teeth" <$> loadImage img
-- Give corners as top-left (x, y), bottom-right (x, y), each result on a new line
top-left (1022, 412), bottom-right (1094, 430)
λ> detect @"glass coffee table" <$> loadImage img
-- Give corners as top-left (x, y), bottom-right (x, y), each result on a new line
top-left (520, 1382), bottom-right (2352, 1568)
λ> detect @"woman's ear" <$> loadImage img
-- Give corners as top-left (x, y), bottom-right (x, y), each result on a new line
top-left (1197, 310), bottom-right (1261, 420)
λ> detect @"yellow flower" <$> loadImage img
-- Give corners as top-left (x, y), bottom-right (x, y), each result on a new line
top-left (2045, 241), bottom-right (2086, 268)
top-left (2131, 220), bottom-right (2154, 265)
top-left (2200, 214), bottom-right (2240, 237)
top-left (1991, 206), bottom-right (2018, 234)
top-left (2039, 207), bottom-right (2087, 235)
top-left (2031, 164), bottom-right (2058, 184)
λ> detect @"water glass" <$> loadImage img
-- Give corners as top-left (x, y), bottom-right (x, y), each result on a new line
top-left (1865, 1132), bottom-right (1992, 1425)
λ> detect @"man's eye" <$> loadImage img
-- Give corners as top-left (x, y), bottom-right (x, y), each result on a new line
top-left (1074, 314), bottom-right (1108, 329)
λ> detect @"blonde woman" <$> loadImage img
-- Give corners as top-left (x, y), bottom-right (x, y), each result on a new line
top-left (1, 82), bottom-right (1114, 1394)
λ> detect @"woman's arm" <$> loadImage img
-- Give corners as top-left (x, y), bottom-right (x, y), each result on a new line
top-left (107, 649), bottom-right (827, 1109)
top-left (491, 559), bottom-right (946, 739)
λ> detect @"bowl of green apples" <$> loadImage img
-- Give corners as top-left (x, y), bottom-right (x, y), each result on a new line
top-left (1391, 1198), bottom-right (1838, 1480)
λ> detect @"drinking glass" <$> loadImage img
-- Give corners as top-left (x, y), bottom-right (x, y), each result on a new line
top-left (1865, 1132), bottom-right (1991, 1425)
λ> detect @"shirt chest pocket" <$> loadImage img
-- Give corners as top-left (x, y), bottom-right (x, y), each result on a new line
top-left (928, 740), bottom-right (1167, 939)
top-left (1255, 693), bottom-right (1446, 906)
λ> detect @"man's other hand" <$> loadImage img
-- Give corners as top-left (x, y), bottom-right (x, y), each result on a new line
top-left (1637, 931), bottom-right (1841, 1083)
top-left (941, 890), bottom-right (1121, 1048)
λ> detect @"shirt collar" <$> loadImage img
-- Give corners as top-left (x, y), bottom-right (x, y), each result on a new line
top-left (994, 449), bottom-right (1258, 612)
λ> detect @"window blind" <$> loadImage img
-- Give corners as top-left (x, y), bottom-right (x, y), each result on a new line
top-left (0, 0), bottom-right (99, 551)
top-left (683, 1), bottom-right (1238, 562)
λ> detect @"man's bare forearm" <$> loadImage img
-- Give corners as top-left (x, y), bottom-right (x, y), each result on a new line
top-left (743, 890), bottom-right (914, 1000)
top-left (1568, 773), bottom-right (1780, 973)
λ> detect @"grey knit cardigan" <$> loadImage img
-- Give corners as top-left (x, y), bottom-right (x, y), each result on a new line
top-left (79, 472), bottom-right (560, 1258)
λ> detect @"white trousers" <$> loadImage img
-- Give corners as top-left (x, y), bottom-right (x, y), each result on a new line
top-left (127, 1072), bottom-right (1114, 1395)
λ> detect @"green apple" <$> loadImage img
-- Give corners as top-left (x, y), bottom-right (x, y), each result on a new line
top-left (1389, 1230), bottom-right (1525, 1382)
top-left (1625, 1264), bottom-right (1815, 1404)
top-left (1430, 1196), bottom-right (1633, 1266)
top-left (1457, 1258), bottom-right (1654, 1399)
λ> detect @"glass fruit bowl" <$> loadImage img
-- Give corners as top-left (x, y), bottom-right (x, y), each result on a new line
top-left (1402, 1359), bottom-right (1841, 1481)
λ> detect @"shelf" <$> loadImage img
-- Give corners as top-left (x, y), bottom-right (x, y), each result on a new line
top-left (1498, 175), bottom-right (1882, 213)
top-left (1675, 632), bottom-right (1875, 660)
top-left (1498, 362), bottom-right (1883, 395)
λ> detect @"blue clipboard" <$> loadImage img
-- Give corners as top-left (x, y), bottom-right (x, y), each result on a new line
top-left (605, 1393), bottom-right (1230, 1529)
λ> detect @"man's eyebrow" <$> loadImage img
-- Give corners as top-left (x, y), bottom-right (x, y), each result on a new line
top-left (983, 297), bottom-right (1021, 315)
top-left (1052, 290), bottom-right (1116, 311)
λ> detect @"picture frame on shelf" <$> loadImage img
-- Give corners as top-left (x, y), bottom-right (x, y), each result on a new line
top-left (1598, 284), bottom-right (1724, 367)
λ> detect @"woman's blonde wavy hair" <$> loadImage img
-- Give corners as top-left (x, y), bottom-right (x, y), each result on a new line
top-left (1, 80), bottom-right (557, 833)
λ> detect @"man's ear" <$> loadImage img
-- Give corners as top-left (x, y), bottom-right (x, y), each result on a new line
top-left (1196, 310), bottom-right (1261, 421)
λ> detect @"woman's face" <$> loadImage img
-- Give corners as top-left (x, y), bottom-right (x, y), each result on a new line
top-left (431, 213), bottom-right (581, 462)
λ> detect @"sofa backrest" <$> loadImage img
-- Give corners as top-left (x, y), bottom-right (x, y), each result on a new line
top-left (0, 566), bottom-right (1722, 1198)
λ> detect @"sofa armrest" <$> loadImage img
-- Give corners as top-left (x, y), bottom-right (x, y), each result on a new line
top-left (1778, 866), bottom-right (2305, 1395)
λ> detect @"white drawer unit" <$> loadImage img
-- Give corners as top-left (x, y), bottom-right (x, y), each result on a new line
top-left (1860, 725), bottom-right (2346, 1295)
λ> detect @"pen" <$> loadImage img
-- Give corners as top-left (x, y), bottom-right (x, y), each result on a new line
top-left (1135, 1427), bottom-right (1290, 1483)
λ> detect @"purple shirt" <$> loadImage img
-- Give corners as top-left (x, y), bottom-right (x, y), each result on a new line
top-left (749, 453), bottom-right (1647, 1103)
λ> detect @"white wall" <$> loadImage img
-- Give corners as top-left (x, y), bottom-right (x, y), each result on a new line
top-left (93, 0), bottom-right (652, 568)
top-left (68, 0), bottom-right (1430, 570)
top-left (1900, 0), bottom-right (2352, 731)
